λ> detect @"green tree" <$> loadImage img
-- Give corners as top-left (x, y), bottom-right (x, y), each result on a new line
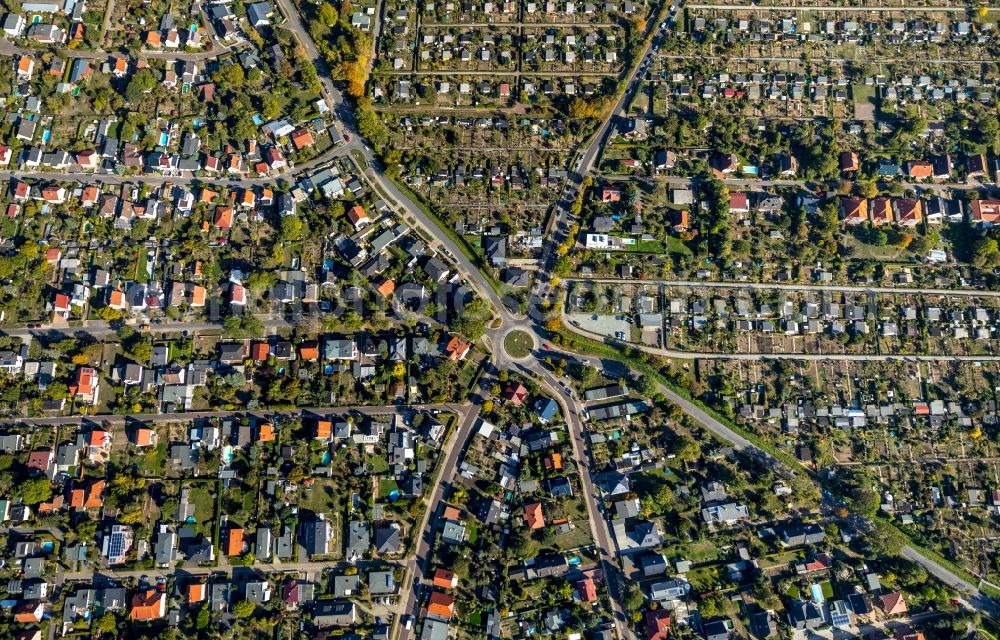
top-left (453, 298), bottom-right (488, 340)
top-left (232, 112), bottom-right (257, 141)
top-left (233, 600), bottom-right (255, 618)
top-left (195, 606), bottom-right (210, 630)
top-left (125, 68), bottom-right (157, 102)
top-left (699, 592), bottom-right (728, 618)
top-left (130, 339), bottom-right (153, 364)
top-left (317, 2), bottom-right (337, 25)
top-left (212, 63), bottom-right (246, 91)
top-left (972, 236), bottom-right (1000, 268)
top-left (261, 94), bottom-right (281, 120)
top-left (279, 215), bottom-right (303, 242)
top-left (96, 612), bottom-right (117, 634)
top-left (17, 478), bottom-right (51, 505)
top-left (623, 582), bottom-right (644, 612)
top-left (223, 315), bottom-right (265, 339)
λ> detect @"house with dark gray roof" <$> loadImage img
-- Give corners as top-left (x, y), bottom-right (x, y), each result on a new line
top-left (374, 523), bottom-right (401, 555)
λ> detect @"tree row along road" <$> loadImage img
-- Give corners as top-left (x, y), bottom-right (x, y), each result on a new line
top-left (565, 277), bottom-right (1000, 298)
top-left (377, 69), bottom-right (619, 76)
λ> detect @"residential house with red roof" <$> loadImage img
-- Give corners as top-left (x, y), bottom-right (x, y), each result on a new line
top-left (346, 205), bottom-right (369, 229)
top-left (576, 577), bottom-right (597, 602)
top-left (870, 197), bottom-right (893, 226)
top-left (432, 569), bottom-right (458, 589)
top-left (502, 381), bottom-right (529, 406)
top-left (971, 200), bottom-right (1000, 225)
top-left (645, 610), bottom-right (670, 640)
top-left (129, 589), bottom-right (166, 620)
top-left (523, 502), bottom-right (544, 529)
top-left (840, 197), bottom-right (868, 225)
top-left (894, 198), bottom-right (923, 227)
top-left (291, 129), bottom-right (314, 150)
top-left (69, 367), bottom-right (100, 405)
top-left (444, 336), bottom-right (470, 362)
top-left (427, 591), bottom-right (455, 620)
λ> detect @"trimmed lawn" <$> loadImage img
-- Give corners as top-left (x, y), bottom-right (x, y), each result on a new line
top-left (379, 478), bottom-right (400, 499)
top-left (300, 477), bottom-right (343, 515)
top-left (852, 82), bottom-right (876, 107)
top-left (138, 439), bottom-right (168, 476)
top-left (186, 482), bottom-right (217, 537)
top-left (504, 330), bottom-right (534, 359)
top-left (554, 523), bottom-right (592, 551)
top-left (820, 580), bottom-right (834, 600)
top-left (134, 248), bottom-right (150, 284)
top-left (666, 236), bottom-right (693, 257)
top-left (365, 453), bottom-right (390, 475)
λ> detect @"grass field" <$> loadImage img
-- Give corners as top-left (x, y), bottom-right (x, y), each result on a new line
top-left (300, 478), bottom-right (343, 515)
top-left (365, 453), bottom-right (390, 475)
top-left (666, 236), bottom-right (693, 257)
top-left (139, 439), bottom-right (167, 476)
top-left (134, 248), bottom-right (149, 284)
top-left (504, 330), bottom-right (534, 359)
top-left (185, 482), bottom-right (217, 537)
top-left (379, 478), bottom-right (400, 498)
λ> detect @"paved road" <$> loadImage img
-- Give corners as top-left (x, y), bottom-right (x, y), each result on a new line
top-left (59, 559), bottom-right (355, 583)
top-left (598, 172), bottom-right (988, 193)
top-left (566, 277), bottom-right (1000, 298)
top-left (378, 69), bottom-right (619, 77)
top-left (561, 311), bottom-right (1000, 361)
top-left (395, 404), bottom-right (482, 640)
top-left (0, 138), bottom-right (348, 189)
top-left (0, 403), bottom-right (467, 427)
top-left (272, 0), bottom-right (341, 113)
top-left (688, 3), bottom-right (984, 11)
top-left (900, 547), bottom-right (1000, 618)
top-left (525, 363), bottom-right (634, 640)
top-left (656, 52), bottom-right (998, 64)
top-left (0, 39), bottom-right (240, 63)
top-left (420, 21), bottom-right (621, 27)
top-left (574, 1), bottom-right (681, 178)
top-left (0, 315), bottom-right (296, 341)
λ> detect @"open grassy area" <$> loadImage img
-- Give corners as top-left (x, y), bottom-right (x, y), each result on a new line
top-left (139, 439), bottom-right (168, 476)
top-left (185, 482), bottom-right (218, 537)
top-left (350, 149), bottom-right (369, 170)
top-left (554, 523), bottom-right (593, 551)
top-left (300, 477), bottom-right (344, 515)
top-left (851, 83), bottom-right (876, 107)
top-left (134, 248), bottom-right (150, 284)
top-left (504, 330), bottom-right (534, 359)
top-left (364, 453), bottom-right (390, 475)
top-left (378, 478), bottom-right (400, 499)
top-left (665, 236), bottom-right (693, 257)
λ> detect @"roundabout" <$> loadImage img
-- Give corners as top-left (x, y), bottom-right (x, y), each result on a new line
top-left (503, 329), bottom-right (536, 360)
